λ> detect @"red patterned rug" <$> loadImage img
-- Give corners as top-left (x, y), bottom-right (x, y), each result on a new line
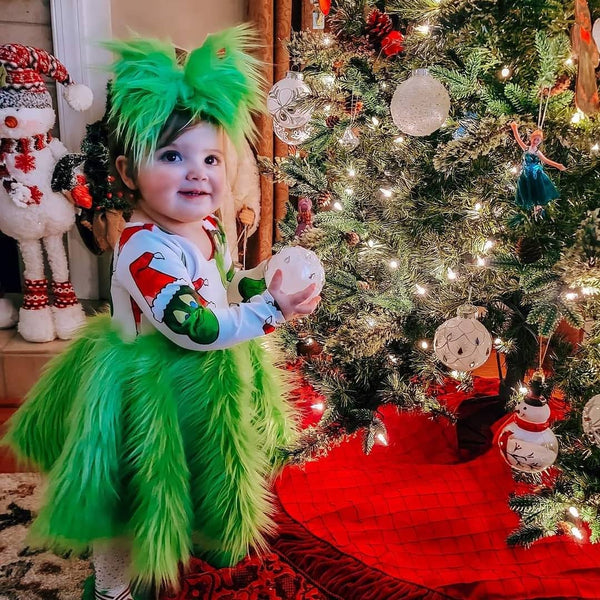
top-left (168, 377), bottom-right (600, 600)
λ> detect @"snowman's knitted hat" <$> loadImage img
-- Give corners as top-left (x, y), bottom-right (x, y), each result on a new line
top-left (0, 43), bottom-right (92, 111)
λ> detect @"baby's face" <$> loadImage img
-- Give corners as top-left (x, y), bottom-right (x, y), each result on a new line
top-left (134, 122), bottom-right (226, 226)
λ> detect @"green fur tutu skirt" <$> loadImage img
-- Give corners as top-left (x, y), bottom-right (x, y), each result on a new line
top-left (4, 314), bottom-right (297, 588)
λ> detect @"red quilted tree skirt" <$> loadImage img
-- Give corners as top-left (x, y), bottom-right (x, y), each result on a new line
top-left (166, 378), bottom-right (600, 600)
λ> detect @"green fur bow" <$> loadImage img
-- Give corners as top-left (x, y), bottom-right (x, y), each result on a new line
top-left (104, 25), bottom-right (265, 165)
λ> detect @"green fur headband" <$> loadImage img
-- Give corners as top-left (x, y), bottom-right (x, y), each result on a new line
top-left (104, 25), bottom-right (265, 165)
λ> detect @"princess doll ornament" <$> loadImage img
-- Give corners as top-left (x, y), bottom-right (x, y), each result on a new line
top-left (510, 122), bottom-right (566, 216)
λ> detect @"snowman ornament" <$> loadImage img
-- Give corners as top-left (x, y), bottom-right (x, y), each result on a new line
top-left (497, 376), bottom-right (558, 473)
top-left (0, 44), bottom-right (92, 341)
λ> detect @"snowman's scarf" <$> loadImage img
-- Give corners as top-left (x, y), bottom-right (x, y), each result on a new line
top-left (0, 132), bottom-right (53, 205)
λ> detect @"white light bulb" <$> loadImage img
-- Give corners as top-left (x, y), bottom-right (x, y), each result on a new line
top-left (510, 165), bottom-right (518, 174)
top-left (501, 66), bottom-right (511, 78)
top-left (380, 188), bottom-right (393, 198)
top-left (474, 202), bottom-right (482, 211)
top-left (582, 287), bottom-right (596, 295)
top-left (348, 168), bottom-right (356, 177)
top-left (451, 370), bottom-right (459, 378)
top-left (447, 267), bottom-right (457, 280)
top-left (420, 340), bottom-right (429, 349)
top-left (519, 386), bottom-right (528, 394)
top-left (569, 506), bottom-right (580, 518)
top-left (367, 317), bottom-right (376, 327)
top-left (565, 57), bottom-right (574, 66)
top-left (344, 187), bottom-right (353, 195)
top-left (333, 201), bottom-right (343, 211)
top-left (477, 256), bottom-right (486, 267)
top-left (389, 259), bottom-right (399, 269)
top-left (572, 111), bottom-right (583, 124)
top-left (592, 143), bottom-right (599, 152)
top-left (322, 35), bottom-right (333, 47)
top-left (388, 354), bottom-right (398, 363)
top-left (372, 116), bottom-right (380, 126)
top-left (571, 526), bottom-right (584, 540)
top-left (381, 82), bottom-right (388, 89)
top-left (322, 74), bottom-right (336, 87)
top-left (484, 240), bottom-right (494, 251)
top-left (394, 136), bottom-right (405, 144)
top-left (311, 402), bottom-right (325, 411)
top-left (494, 338), bottom-right (502, 345)
top-left (324, 104), bottom-right (332, 114)
top-left (367, 239), bottom-right (375, 247)
top-left (416, 284), bottom-right (427, 295)
top-left (416, 24), bottom-right (430, 34)
top-left (565, 292), bottom-right (578, 301)
top-left (376, 433), bottom-right (388, 446)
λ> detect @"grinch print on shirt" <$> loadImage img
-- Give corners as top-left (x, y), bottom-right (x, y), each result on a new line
top-left (129, 250), bottom-right (220, 344)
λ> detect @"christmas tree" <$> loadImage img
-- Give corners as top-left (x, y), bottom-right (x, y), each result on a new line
top-left (264, 0), bottom-right (600, 546)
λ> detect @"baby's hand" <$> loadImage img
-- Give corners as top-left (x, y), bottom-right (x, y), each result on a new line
top-left (268, 269), bottom-right (321, 321)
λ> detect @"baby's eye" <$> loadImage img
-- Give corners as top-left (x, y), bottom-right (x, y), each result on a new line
top-left (159, 150), bottom-right (183, 163)
top-left (205, 155), bottom-right (220, 166)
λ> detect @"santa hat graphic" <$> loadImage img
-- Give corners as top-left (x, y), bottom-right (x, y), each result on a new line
top-left (129, 251), bottom-right (187, 322)
top-left (0, 43), bottom-right (92, 111)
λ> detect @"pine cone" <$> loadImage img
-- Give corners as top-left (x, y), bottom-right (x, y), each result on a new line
top-left (317, 191), bottom-right (333, 210)
top-left (549, 74), bottom-right (572, 97)
top-left (326, 115), bottom-right (340, 128)
top-left (357, 280), bottom-right (370, 291)
top-left (516, 237), bottom-right (543, 264)
top-left (365, 9), bottom-right (393, 48)
top-left (343, 95), bottom-right (363, 116)
top-left (345, 231), bottom-right (360, 246)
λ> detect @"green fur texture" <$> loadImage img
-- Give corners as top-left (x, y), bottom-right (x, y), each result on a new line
top-left (104, 25), bottom-right (265, 166)
top-left (4, 314), bottom-right (296, 588)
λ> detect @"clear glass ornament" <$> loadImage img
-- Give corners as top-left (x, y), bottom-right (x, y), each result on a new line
top-left (390, 69), bottom-right (450, 137)
top-left (267, 71), bottom-right (313, 129)
top-left (338, 127), bottom-right (360, 151)
top-left (583, 394), bottom-right (600, 447)
top-left (264, 246), bottom-right (325, 300)
top-left (433, 304), bottom-right (492, 371)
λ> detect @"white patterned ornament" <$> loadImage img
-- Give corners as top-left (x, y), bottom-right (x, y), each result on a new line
top-left (267, 71), bottom-right (313, 129)
top-left (390, 69), bottom-right (450, 137)
top-left (272, 120), bottom-right (312, 146)
top-left (497, 382), bottom-right (558, 473)
top-left (265, 246), bottom-right (325, 300)
top-left (338, 127), bottom-right (360, 151)
top-left (433, 304), bottom-right (492, 371)
top-left (582, 394), bottom-right (600, 447)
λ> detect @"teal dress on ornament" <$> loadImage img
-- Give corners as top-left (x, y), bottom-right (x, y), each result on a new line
top-left (515, 150), bottom-right (559, 209)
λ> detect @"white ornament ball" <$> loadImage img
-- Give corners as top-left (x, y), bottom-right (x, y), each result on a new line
top-left (265, 246), bottom-right (325, 300)
top-left (390, 69), bottom-right (450, 137)
top-left (433, 304), bottom-right (492, 371)
top-left (497, 396), bottom-right (558, 473)
top-left (593, 19), bottom-right (600, 54)
top-left (583, 394), bottom-right (600, 447)
top-left (272, 120), bottom-right (312, 146)
top-left (267, 71), bottom-right (313, 129)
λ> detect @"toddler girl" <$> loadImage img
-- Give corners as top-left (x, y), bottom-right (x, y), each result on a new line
top-left (5, 26), bottom-right (319, 599)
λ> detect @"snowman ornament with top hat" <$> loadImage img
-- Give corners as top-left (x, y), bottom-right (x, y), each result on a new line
top-left (0, 44), bottom-right (92, 341)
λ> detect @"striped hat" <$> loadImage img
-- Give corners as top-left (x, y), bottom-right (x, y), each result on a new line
top-left (0, 43), bottom-right (92, 111)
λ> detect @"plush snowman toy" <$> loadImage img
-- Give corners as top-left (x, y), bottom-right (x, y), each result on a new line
top-left (497, 378), bottom-right (559, 473)
top-left (0, 44), bottom-right (92, 341)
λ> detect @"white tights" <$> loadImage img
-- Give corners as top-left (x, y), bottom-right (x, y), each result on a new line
top-left (92, 540), bottom-right (134, 600)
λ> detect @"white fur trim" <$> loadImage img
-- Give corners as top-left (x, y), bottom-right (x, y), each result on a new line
top-left (51, 303), bottom-right (86, 340)
top-left (0, 298), bottom-right (18, 329)
top-left (18, 306), bottom-right (56, 342)
top-left (63, 83), bottom-right (93, 112)
top-left (151, 280), bottom-right (187, 322)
